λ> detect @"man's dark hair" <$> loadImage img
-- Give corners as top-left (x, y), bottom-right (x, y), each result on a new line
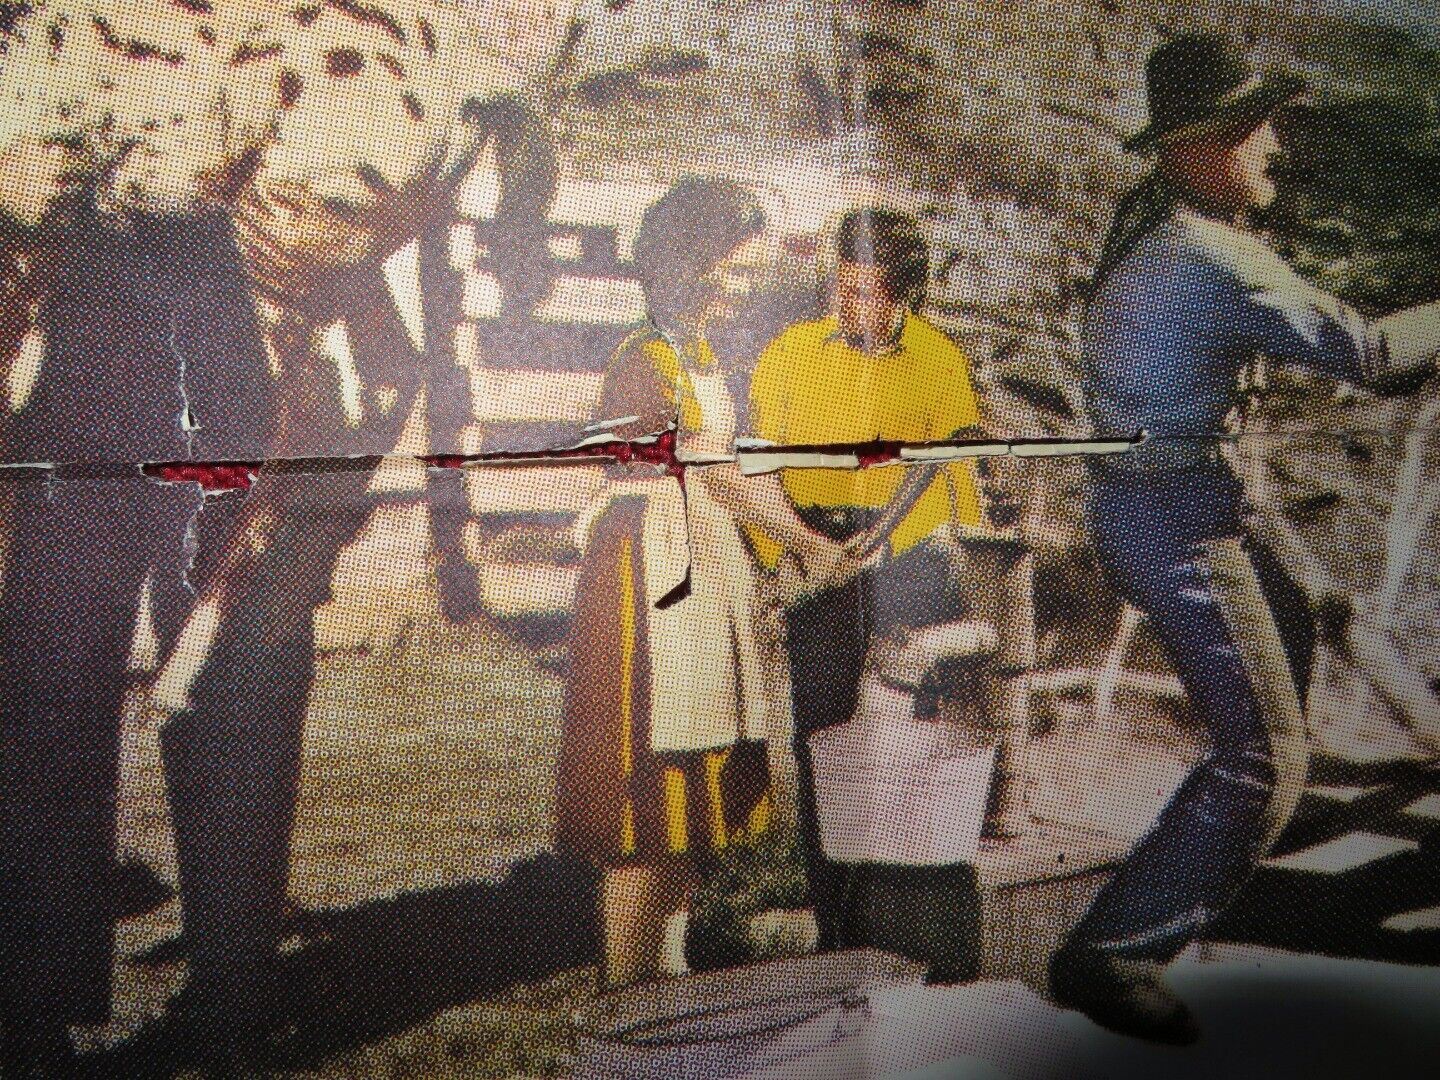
top-left (835, 207), bottom-right (930, 310)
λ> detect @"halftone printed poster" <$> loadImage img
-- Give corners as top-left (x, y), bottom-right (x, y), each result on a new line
top-left (2, 2), bottom-right (1439, 1077)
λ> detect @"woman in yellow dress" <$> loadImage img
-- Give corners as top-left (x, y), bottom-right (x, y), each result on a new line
top-left (554, 176), bottom-right (848, 990)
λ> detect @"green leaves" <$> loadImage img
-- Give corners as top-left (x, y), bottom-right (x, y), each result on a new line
top-left (1263, 27), bottom-right (1440, 314)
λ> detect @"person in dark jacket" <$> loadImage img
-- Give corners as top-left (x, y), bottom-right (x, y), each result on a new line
top-left (0, 190), bottom-right (273, 1076)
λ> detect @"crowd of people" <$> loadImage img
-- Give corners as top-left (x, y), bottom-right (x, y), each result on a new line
top-left (2, 25), bottom-right (1439, 1077)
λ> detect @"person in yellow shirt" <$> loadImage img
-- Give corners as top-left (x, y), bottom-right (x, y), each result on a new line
top-left (744, 206), bottom-right (987, 953)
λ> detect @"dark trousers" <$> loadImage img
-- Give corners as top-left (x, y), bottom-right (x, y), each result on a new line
top-left (1062, 476), bottom-right (1315, 962)
top-left (0, 477), bottom-right (198, 1034)
top-left (785, 539), bottom-right (958, 950)
top-left (158, 471), bottom-right (377, 1036)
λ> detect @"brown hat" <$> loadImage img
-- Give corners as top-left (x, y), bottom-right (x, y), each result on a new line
top-left (1124, 34), bottom-right (1305, 153)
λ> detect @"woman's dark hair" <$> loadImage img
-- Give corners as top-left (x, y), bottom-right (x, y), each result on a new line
top-left (631, 176), bottom-right (766, 322)
top-left (835, 207), bottom-right (930, 310)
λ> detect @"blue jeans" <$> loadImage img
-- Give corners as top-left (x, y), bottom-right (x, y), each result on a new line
top-left (1063, 470), bottom-right (1312, 962)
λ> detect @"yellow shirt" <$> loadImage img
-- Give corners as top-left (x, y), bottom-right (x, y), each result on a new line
top-left (747, 313), bottom-right (983, 566)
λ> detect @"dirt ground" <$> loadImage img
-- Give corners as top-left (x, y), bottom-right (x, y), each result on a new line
top-left (101, 594), bottom-right (1207, 1077)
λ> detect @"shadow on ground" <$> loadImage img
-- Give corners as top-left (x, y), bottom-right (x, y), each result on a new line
top-left (276, 852), bottom-right (599, 1068)
top-left (122, 852), bottom-right (600, 1072)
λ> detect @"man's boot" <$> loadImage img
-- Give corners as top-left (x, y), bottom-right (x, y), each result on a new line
top-left (1049, 945), bottom-right (1200, 1046)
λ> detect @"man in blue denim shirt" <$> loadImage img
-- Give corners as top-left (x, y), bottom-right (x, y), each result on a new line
top-left (1051, 34), bottom-right (1440, 1045)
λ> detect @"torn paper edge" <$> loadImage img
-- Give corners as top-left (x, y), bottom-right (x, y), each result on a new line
top-left (735, 437), bottom-right (1138, 476)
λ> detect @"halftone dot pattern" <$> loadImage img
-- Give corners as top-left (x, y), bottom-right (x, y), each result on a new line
top-left (2, 1), bottom-right (1440, 1077)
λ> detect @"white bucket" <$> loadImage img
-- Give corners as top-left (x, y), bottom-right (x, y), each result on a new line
top-left (809, 712), bottom-right (997, 867)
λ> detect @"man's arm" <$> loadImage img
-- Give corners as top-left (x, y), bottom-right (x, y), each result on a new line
top-left (923, 331), bottom-right (988, 529)
top-left (1235, 251), bottom-right (1440, 388)
top-left (930, 349), bottom-right (983, 441)
top-left (712, 328), bottom-right (862, 589)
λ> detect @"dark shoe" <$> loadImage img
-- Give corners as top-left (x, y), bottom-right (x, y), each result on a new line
top-left (1049, 946), bottom-right (1200, 1046)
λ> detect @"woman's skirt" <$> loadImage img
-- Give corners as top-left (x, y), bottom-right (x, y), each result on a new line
top-left (555, 492), bottom-right (771, 868)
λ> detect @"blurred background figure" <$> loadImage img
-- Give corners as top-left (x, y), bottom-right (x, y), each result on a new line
top-left (0, 158), bottom-right (273, 1074)
top-left (1, 2), bottom-right (575, 1068)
